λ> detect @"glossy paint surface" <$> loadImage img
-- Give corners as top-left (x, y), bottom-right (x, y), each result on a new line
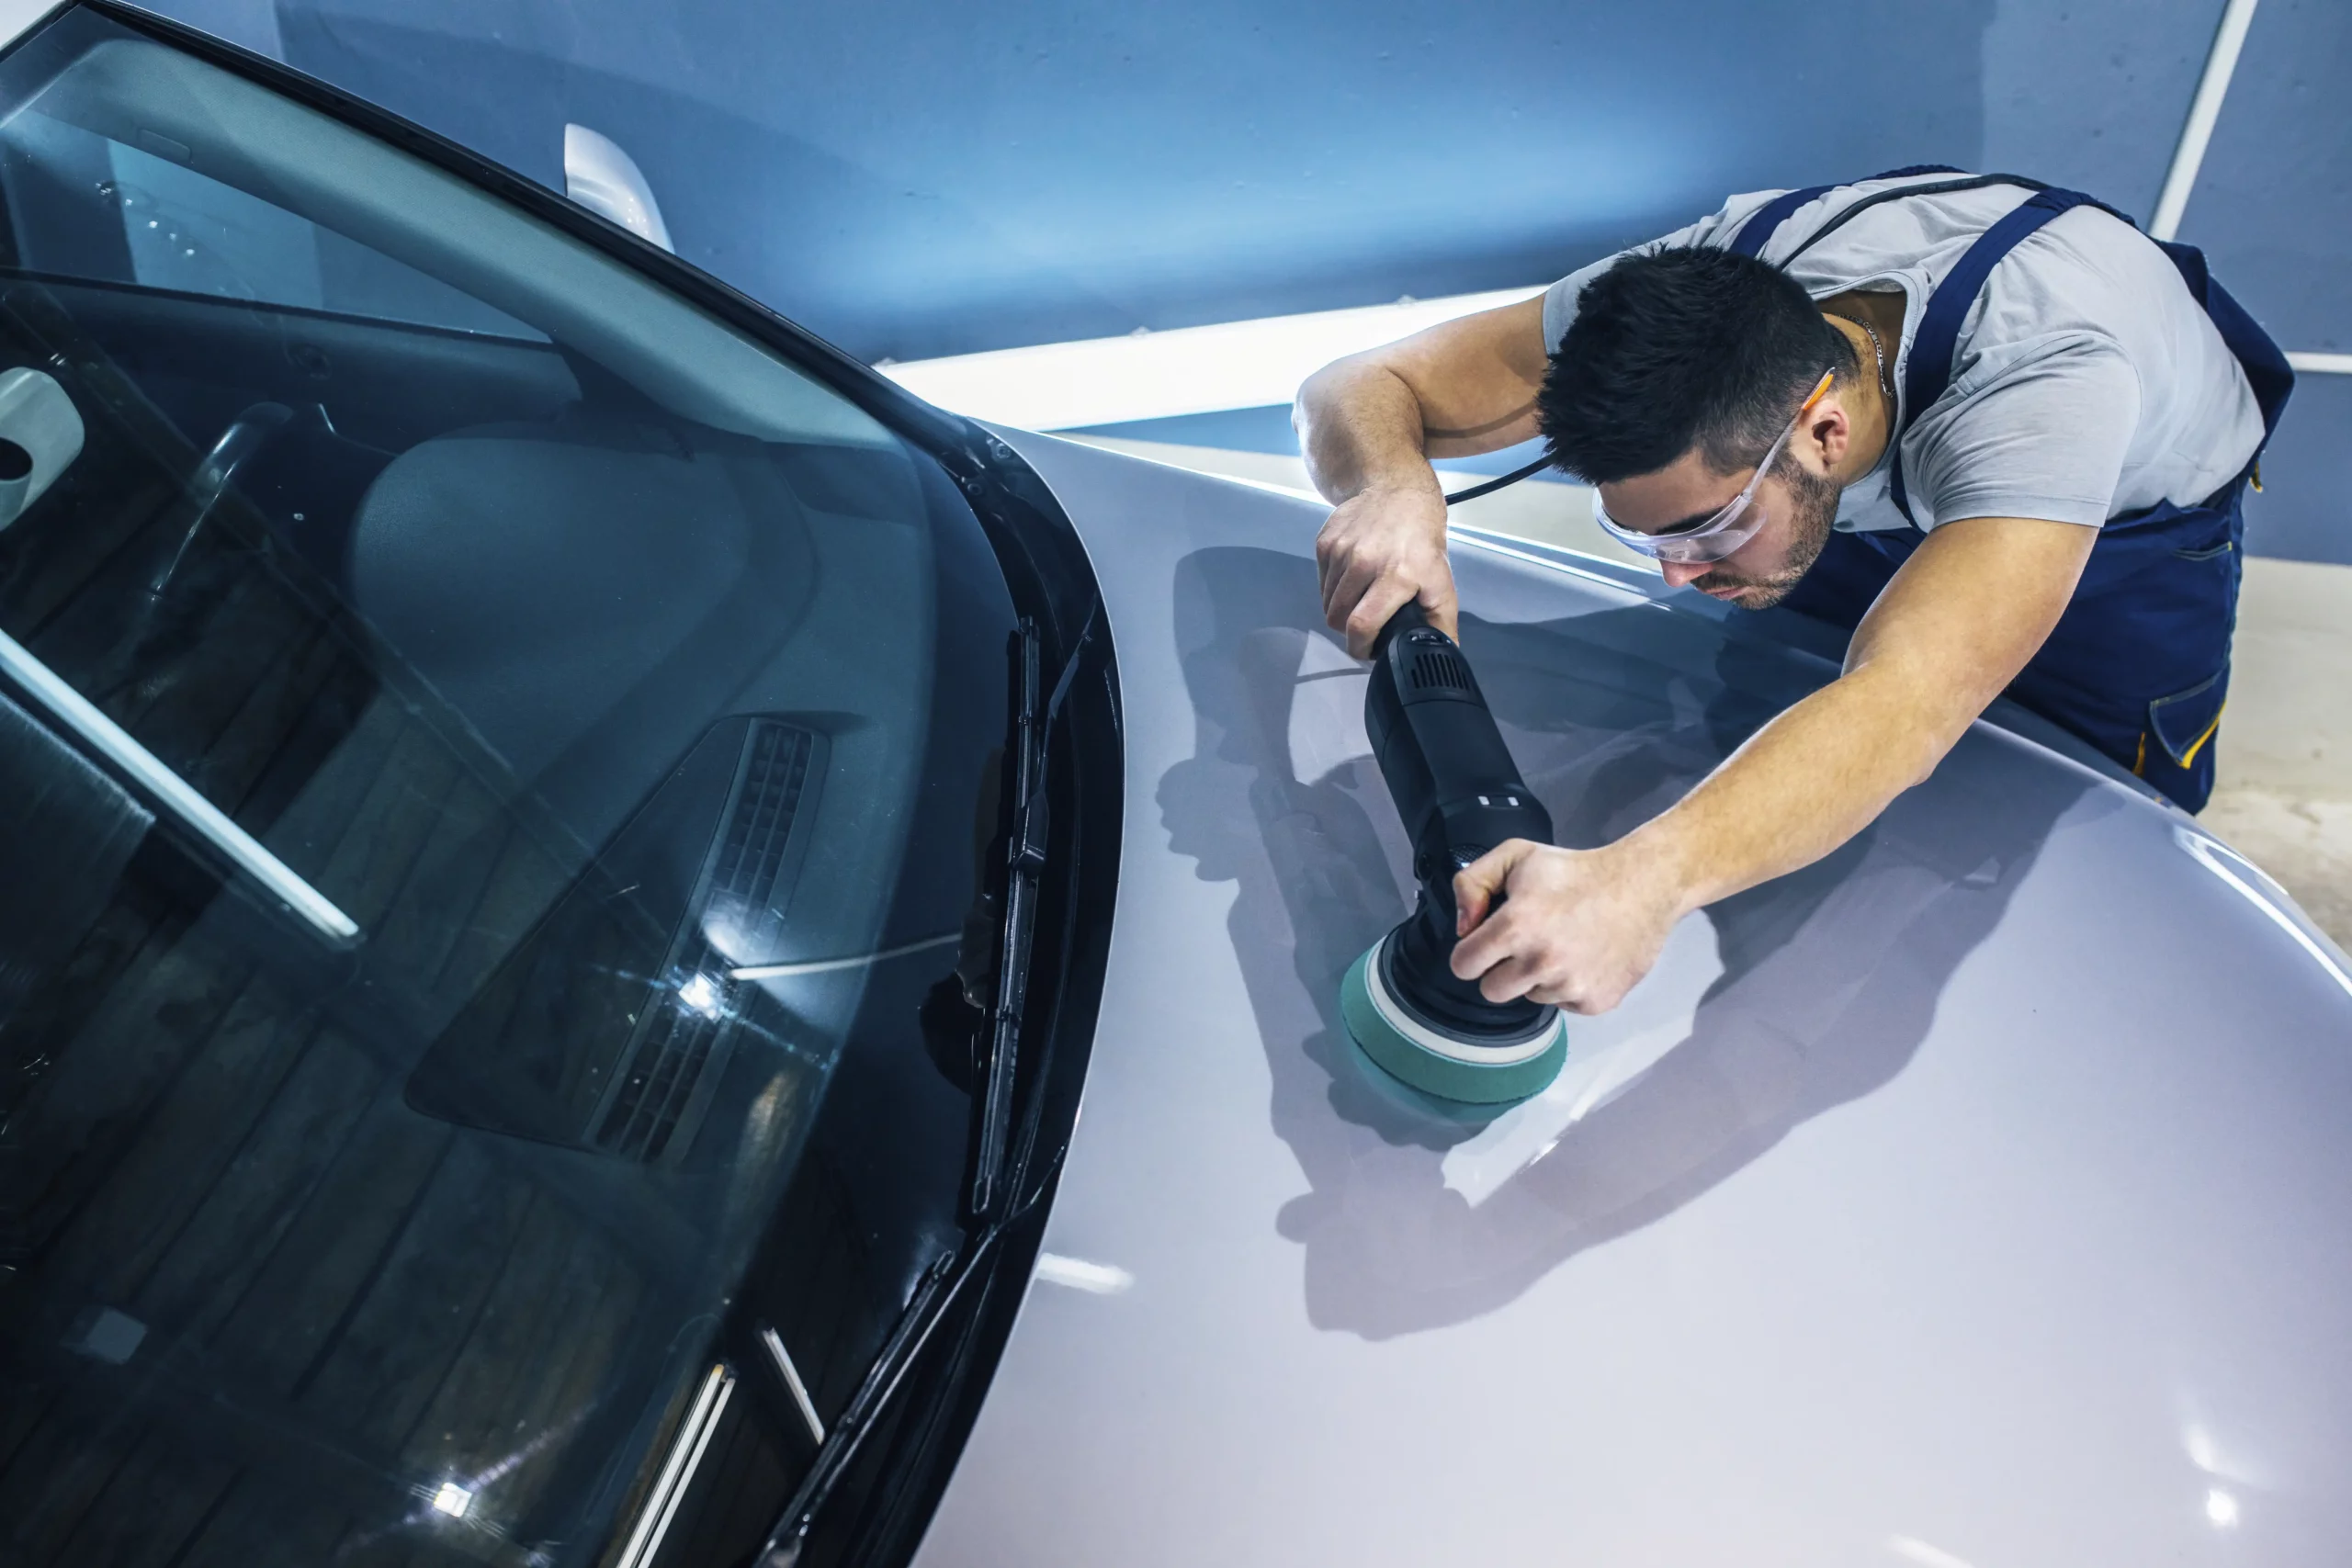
top-left (913, 435), bottom-right (2352, 1566)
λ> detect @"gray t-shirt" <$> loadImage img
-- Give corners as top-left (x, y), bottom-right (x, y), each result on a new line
top-left (1540, 173), bottom-right (2266, 533)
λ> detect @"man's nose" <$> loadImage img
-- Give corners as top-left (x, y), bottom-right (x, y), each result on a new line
top-left (1659, 558), bottom-right (1710, 590)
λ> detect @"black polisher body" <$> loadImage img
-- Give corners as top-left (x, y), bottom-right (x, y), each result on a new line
top-left (1363, 604), bottom-right (1557, 1050)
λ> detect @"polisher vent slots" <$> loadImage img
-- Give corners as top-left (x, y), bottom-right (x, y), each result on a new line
top-left (1409, 647), bottom-right (1473, 693)
top-left (1339, 604), bottom-right (1567, 1106)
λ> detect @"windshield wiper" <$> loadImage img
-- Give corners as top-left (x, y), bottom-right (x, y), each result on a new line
top-left (967, 607), bottom-right (1093, 1217)
top-left (752, 606), bottom-right (1096, 1564)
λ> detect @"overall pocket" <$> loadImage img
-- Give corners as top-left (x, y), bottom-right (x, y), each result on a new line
top-left (2148, 667), bottom-right (2227, 770)
top-left (2138, 665), bottom-right (2229, 812)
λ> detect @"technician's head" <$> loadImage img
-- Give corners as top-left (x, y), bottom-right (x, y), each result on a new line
top-left (1536, 247), bottom-right (1860, 609)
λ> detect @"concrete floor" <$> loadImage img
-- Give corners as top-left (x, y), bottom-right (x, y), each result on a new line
top-left (1074, 435), bottom-right (2352, 951)
top-left (2201, 556), bottom-right (2352, 947)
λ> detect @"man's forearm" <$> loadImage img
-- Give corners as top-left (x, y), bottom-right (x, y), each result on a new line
top-left (1621, 660), bottom-right (1965, 914)
top-left (1295, 359), bottom-right (1440, 504)
top-left (1445, 660), bottom-right (1980, 1014)
top-left (1446, 516), bottom-right (2093, 1015)
top-left (1622, 515), bottom-right (2097, 915)
top-left (1298, 297), bottom-right (1551, 512)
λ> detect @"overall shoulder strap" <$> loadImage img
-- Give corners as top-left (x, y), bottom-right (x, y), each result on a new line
top-left (1724, 165), bottom-right (1973, 260)
top-left (1723, 173), bottom-right (2157, 524)
top-left (1890, 186), bottom-right (2110, 522)
top-left (1726, 185), bottom-right (1838, 259)
top-left (2151, 238), bottom-right (2295, 444)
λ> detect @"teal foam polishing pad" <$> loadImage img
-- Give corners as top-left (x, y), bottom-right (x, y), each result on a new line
top-left (1339, 939), bottom-right (1566, 1106)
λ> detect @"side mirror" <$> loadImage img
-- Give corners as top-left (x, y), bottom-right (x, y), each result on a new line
top-left (562, 123), bottom-right (673, 252)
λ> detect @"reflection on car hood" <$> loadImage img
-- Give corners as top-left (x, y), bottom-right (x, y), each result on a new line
top-left (914, 434), bottom-right (2352, 1566)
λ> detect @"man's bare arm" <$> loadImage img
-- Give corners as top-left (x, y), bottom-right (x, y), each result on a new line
top-left (1296, 294), bottom-right (1552, 489)
top-left (1450, 514), bottom-right (2101, 1012)
top-left (1294, 295), bottom-right (1552, 655)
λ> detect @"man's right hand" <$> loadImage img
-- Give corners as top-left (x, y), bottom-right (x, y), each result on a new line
top-left (1314, 479), bottom-right (1456, 658)
top-left (1295, 293), bottom-right (1550, 655)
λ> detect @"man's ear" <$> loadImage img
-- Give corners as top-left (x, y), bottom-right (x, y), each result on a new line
top-left (1806, 396), bottom-right (1853, 468)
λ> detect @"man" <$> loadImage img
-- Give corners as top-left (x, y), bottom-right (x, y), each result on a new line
top-left (1294, 167), bottom-right (2291, 1018)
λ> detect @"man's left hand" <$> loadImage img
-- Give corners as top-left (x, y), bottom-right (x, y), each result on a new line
top-left (1448, 839), bottom-right (1688, 1014)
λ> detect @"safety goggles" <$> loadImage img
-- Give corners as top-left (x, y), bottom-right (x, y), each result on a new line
top-left (1591, 370), bottom-right (1835, 564)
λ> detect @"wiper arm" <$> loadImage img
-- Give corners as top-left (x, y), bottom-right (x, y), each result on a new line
top-left (756, 1250), bottom-right (958, 1566)
top-left (968, 607), bottom-right (1094, 1217)
top-left (754, 1140), bottom-right (1069, 1565)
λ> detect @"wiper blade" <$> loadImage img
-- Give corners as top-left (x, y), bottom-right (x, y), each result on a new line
top-left (967, 624), bottom-right (1041, 1215)
top-left (968, 606), bottom-right (1094, 1217)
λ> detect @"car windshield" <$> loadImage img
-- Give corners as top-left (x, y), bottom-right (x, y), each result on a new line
top-left (0, 9), bottom-right (1017, 1563)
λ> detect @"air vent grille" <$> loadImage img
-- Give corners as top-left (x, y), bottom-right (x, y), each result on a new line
top-left (591, 720), bottom-right (817, 1162)
top-left (702, 721), bottom-right (816, 955)
top-left (593, 1004), bottom-right (725, 1162)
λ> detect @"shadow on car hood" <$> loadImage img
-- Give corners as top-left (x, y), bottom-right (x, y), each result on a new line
top-left (916, 433), bottom-right (2352, 1567)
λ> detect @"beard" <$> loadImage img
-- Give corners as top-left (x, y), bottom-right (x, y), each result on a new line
top-left (1691, 458), bottom-right (1841, 608)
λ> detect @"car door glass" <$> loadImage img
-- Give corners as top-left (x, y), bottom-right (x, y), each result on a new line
top-left (0, 9), bottom-right (1015, 1565)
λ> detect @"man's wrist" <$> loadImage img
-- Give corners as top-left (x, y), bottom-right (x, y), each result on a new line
top-left (1350, 466), bottom-right (1445, 505)
top-left (1604, 817), bottom-right (1713, 920)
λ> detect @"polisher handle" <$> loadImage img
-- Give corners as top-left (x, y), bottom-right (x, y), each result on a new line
top-left (1364, 604), bottom-right (1554, 890)
top-left (1369, 597), bottom-right (1430, 660)
top-left (1361, 602), bottom-right (1558, 1040)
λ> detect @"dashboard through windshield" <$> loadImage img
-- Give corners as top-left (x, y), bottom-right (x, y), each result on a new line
top-left (0, 9), bottom-right (1091, 1565)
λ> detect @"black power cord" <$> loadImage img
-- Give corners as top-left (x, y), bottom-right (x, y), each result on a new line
top-left (1441, 453), bottom-right (1554, 505)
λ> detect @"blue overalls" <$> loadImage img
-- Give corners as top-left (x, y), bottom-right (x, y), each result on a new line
top-left (1726, 171), bottom-right (2296, 813)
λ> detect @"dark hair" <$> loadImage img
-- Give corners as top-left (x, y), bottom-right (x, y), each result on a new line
top-left (1536, 246), bottom-right (1856, 484)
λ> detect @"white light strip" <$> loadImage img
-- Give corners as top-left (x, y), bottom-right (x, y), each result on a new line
top-left (0, 626), bottom-right (360, 946)
top-left (2286, 351), bottom-right (2352, 375)
top-left (613, 1363), bottom-right (736, 1568)
top-left (2150, 0), bottom-right (2259, 241)
top-left (760, 1326), bottom-right (827, 1446)
top-left (731, 931), bottom-right (959, 983)
top-left (876, 288), bottom-right (1542, 431)
top-left (1034, 1253), bottom-right (1136, 1295)
top-left (1887, 1537), bottom-right (1977, 1568)
top-left (1452, 525), bottom-right (1658, 591)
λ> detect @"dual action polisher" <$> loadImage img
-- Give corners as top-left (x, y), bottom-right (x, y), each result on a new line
top-left (1339, 604), bottom-right (1567, 1105)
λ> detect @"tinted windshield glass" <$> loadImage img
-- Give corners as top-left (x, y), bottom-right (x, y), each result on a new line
top-left (0, 10), bottom-right (1012, 1563)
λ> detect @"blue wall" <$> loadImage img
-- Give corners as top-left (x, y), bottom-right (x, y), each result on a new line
top-left (2178, 0), bottom-right (2349, 563)
top-left (150, 0), bottom-right (2345, 562)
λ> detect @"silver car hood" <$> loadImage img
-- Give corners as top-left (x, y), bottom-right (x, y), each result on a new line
top-left (913, 433), bottom-right (2352, 1566)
